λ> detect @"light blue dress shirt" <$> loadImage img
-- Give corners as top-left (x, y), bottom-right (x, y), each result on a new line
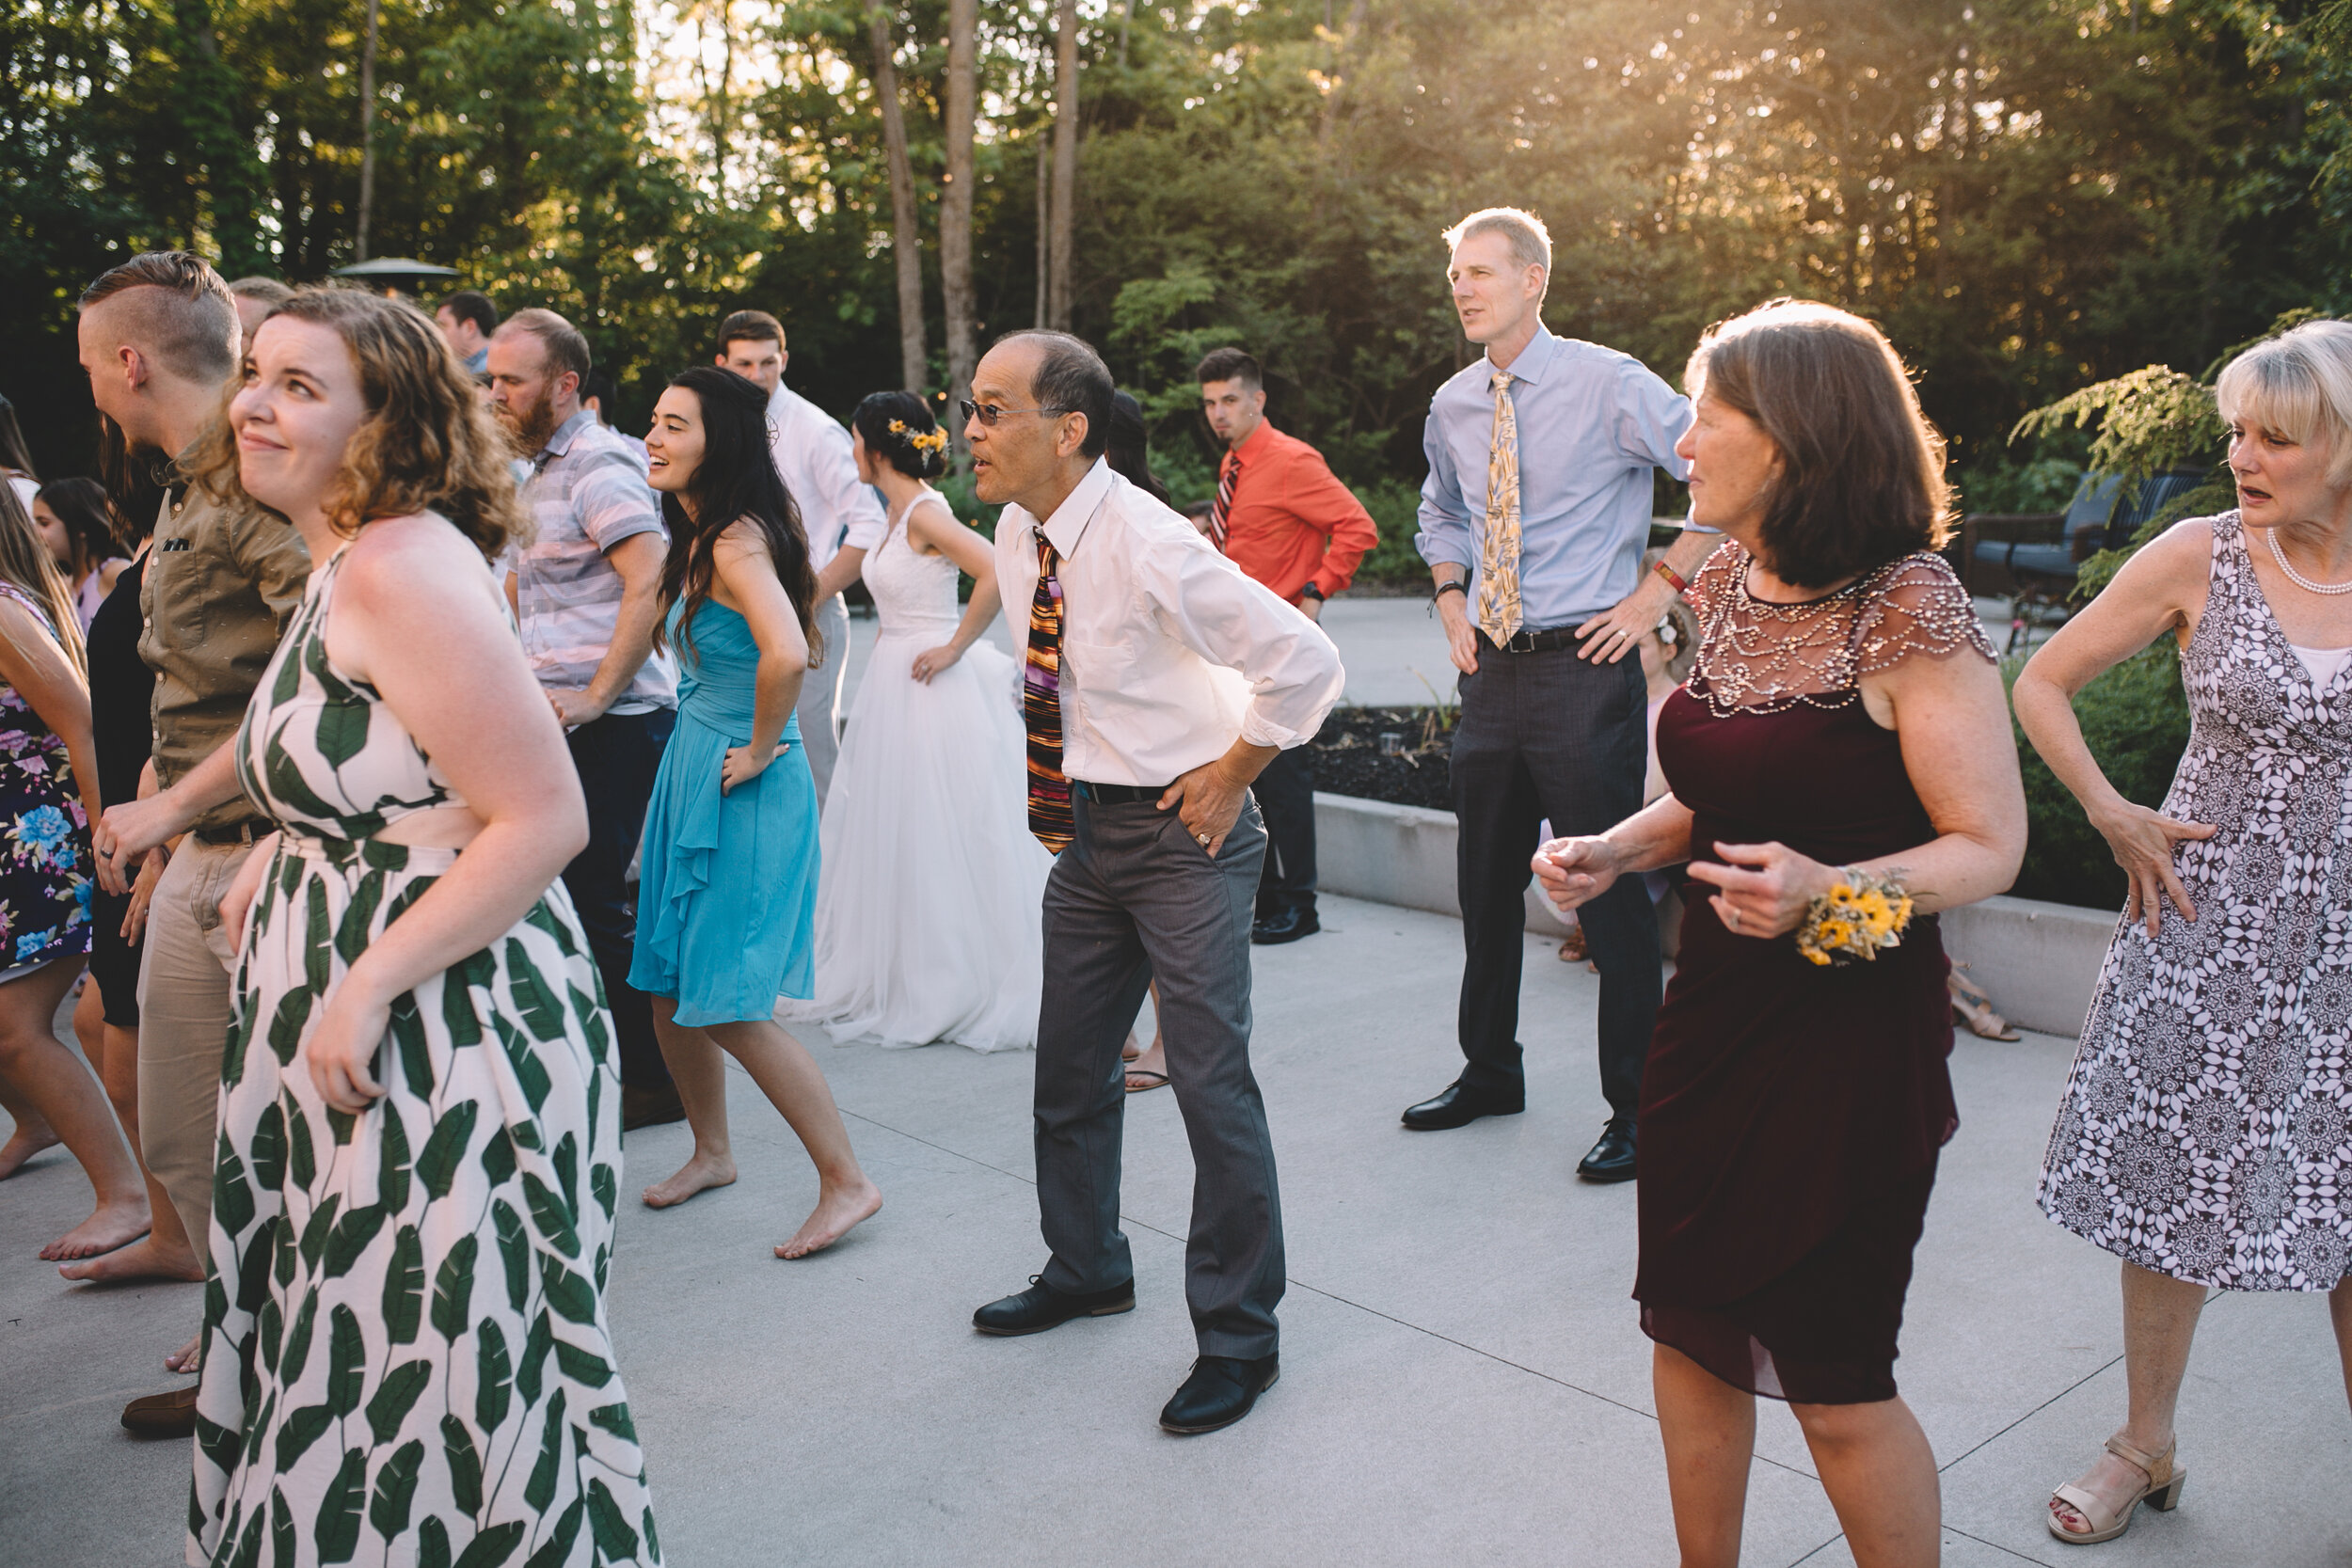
top-left (1415, 326), bottom-right (1702, 630)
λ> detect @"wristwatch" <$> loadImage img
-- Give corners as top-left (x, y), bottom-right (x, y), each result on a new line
top-left (1298, 582), bottom-right (1326, 603)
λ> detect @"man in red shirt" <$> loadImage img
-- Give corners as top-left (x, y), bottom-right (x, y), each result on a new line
top-left (1198, 347), bottom-right (1378, 944)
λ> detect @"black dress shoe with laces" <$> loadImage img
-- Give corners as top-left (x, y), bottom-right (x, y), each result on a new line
top-left (1577, 1117), bottom-right (1638, 1182)
top-left (1401, 1078), bottom-right (1526, 1131)
top-left (1250, 908), bottom-right (1320, 945)
top-left (972, 1275), bottom-right (1136, 1337)
top-left (1159, 1354), bottom-right (1279, 1434)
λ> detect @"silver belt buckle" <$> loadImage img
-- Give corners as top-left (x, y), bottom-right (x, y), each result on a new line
top-left (1505, 629), bottom-right (1539, 654)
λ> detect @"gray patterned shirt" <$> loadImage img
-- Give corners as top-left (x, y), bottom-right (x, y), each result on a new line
top-left (515, 408), bottom-right (676, 712)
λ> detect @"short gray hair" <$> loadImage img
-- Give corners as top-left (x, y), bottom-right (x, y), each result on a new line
top-left (2217, 319), bottom-right (2352, 491)
top-left (1442, 207), bottom-right (1552, 278)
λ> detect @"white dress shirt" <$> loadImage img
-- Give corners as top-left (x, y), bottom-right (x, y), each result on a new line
top-left (993, 458), bottom-right (1345, 787)
top-left (766, 383), bottom-right (885, 569)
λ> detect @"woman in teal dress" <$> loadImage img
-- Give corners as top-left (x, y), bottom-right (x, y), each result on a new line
top-left (629, 367), bottom-right (882, 1259)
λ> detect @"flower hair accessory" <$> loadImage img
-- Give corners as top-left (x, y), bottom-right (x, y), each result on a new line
top-left (1794, 866), bottom-right (1913, 966)
top-left (888, 417), bottom-right (948, 456)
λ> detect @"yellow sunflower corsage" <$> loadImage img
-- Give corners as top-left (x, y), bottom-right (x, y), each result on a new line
top-left (888, 417), bottom-right (949, 455)
top-left (1794, 867), bottom-right (1913, 967)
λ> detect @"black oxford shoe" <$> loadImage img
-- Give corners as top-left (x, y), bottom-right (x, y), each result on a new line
top-left (1250, 909), bottom-right (1321, 945)
top-left (1159, 1354), bottom-right (1279, 1434)
top-left (1577, 1117), bottom-right (1638, 1182)
top-left (1401, 1078), bottom-right (1526, 1131)
top-left (972, 1275), bottom-right (1136, 1337)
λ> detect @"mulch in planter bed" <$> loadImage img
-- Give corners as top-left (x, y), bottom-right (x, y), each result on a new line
top-left (1307, 705), bottom-right (1454, 813)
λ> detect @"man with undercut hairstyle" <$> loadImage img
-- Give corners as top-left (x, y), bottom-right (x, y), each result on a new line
top-left (488, 307), bottom-right (681, 1127)
top-left (713, 308), bottom-right (886, 807)
top-left (83, 252), bottom-right (313, 1436)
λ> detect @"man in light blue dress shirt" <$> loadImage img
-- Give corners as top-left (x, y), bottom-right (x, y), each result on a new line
top-left (1404, 207), bottom-right (1720, 1181)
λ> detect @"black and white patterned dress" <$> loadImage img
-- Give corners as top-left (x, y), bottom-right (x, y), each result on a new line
top-left (2040, 511), bottom-right (2352, 1291)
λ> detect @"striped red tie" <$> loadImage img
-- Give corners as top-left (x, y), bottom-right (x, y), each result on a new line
top-left (1209, 452), bottom-right (1235, 551)
top-left (1024, 534), bottom-right (1073, 852)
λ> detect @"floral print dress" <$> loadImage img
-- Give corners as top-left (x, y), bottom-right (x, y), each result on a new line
top-left (0, 579), bottom-right (90, 977)
top-left (2041, 512), bottom-right (2352, 1291)
top-left (190, 537), bottom-right (659, 1567)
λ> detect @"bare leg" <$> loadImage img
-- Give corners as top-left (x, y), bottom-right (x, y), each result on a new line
top-left (0, 1071), bottom-right (60, 1178)
top-left (60, 1017), bottom-right (202, 1283)
top-left (1126, 980), bottom-right (1168, 1089)
top-left (2050, 1261), bottom-right (2207, 1536)
top-left (1793, 1396), bottom-right (1941, 1568)
top-left (695, 1015), bottom-right (881, 1258)
top-left (641, 997), bottom-right (739, 1208)
top-left (1653, 1342), bottom-right (1756, 1568)
top-left (0, 959), bottom-right (149, 1259)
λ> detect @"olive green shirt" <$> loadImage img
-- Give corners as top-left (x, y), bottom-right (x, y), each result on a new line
top-left (138, 470), bottom-right (312, 833)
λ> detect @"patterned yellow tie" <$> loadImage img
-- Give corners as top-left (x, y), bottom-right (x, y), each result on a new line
top-left (1478, 365), bottom-right (1524, 644)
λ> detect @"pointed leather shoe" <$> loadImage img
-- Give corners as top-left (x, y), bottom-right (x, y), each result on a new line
top-left (1577, 1117), bottom-right (1638, 1182)
top-left (1159, 1354), bottom-right (1279, 1434)
top-left (1250, 908), bottom-right (1320, 945)
top-left (1401, 1078), bottom-right (1525, 1131)
top-left (972, 1275), bottom-right (1136, 1337)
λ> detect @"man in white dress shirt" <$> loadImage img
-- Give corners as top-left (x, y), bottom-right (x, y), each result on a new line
top-left (965, 331), bottom-right (1344, 1436)
top-left (712, 309), bottom-right (886, 805)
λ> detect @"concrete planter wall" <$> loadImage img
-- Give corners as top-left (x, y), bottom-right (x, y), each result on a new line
top-left (1313, 792), bottom-right (2115, 1040)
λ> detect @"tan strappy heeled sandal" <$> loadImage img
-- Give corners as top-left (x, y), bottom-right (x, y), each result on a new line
top-left (2048, 1434), bottom-right (2186, 1544)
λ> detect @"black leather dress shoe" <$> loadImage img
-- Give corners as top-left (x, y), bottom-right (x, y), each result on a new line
top-left (1401, 1078), bottom-right (1525, 1131)
top-left (1577, 1117), bottom-right (1638, 1182)
top-left (1159, 1354), bottom-right (1279, 1434)
top-left (1250, 909), bottom-right (1320, 945)
top-left (972, 1275), bottom-right (1136, 1337)
top-left (621, 1085), bottom-right (687, 1132)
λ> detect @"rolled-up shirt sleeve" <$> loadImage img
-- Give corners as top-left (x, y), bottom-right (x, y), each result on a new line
top-left (1147, 541), bottom-right (1344, 752)
top-left (1413, 407), bottom-right (1474, 572)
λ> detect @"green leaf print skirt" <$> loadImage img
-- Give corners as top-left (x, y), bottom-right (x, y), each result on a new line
top-left (190, 833), bottom-right (660, 1568)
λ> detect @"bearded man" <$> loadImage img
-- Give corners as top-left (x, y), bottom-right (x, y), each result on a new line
top-left (486, 308), bottom-right (682, 1127)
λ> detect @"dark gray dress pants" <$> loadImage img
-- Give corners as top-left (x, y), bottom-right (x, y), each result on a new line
top-left (1034, 792), bottom-right (1284, 1360)
top-left (1450, 639), bottom-right (1658, 1117)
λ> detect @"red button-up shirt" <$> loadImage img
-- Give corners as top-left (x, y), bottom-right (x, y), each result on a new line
top-left (1216, 418), bottom-right (1379, 605)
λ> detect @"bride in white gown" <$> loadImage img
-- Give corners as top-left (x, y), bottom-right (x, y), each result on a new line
top-left (784, 392), bottom-right (1051, 1051)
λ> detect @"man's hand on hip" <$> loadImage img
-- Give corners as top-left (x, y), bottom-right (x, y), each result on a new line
top-left (1574, 572), bottom-right (1675, 664)
top-left (1158, 755), bottom-right (1262, 859)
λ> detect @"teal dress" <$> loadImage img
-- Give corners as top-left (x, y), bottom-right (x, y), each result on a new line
top-left (628, 597), bottom-right (818, 1026)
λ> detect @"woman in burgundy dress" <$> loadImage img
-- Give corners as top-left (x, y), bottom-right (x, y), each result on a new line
top-left (1536, 300), bottom-right (2026, 1568)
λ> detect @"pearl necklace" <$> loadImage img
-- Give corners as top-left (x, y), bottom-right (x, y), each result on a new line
top-left (2267, 527), bottom-right (2352, 595)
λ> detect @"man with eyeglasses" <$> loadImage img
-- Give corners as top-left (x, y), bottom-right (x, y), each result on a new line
top-left (962, 332), bottom-right (1343, 1437)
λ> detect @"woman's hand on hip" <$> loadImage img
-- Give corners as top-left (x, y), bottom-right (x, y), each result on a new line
top-left (911, 644), bottom-right (962, 684)
top-left (1534, 836), bottom-right (1626, 914)
top-left (1686, 842), bottom-right (1836, 939)
top-left (721, 741), bottom-right (786, 795)
top-left (2090, 800), bottom-right (2215, 937)
top-left (305, 986), bottom-right (389, 1114)
top-left (218, 832), bottom-right (278, 958)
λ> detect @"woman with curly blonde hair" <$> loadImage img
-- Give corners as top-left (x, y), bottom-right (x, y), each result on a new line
top-left (129, 288), bottom-right (660, 1566)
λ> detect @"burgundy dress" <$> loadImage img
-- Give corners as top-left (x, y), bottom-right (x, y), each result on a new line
top-left (1636, 546), bottom-right (1995, 1404)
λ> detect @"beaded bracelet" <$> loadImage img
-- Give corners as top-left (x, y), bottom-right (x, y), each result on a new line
top-left (1794, 867), bottom-right (1914, 967)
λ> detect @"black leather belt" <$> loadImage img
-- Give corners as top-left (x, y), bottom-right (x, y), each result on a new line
top-left (193, 820), bottom-right (261, 847)
top-left (1478, 626), bottom-right (1581, 655)
top-left (1072, 780), bottom-right (1168, 804)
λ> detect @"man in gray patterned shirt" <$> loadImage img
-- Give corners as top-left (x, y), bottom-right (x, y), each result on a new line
top-left (488, 308), bottom-right (682, 1126)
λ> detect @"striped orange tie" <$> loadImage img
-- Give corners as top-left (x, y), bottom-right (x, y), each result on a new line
top-left (1024, 534), bottom-right (1073, 852)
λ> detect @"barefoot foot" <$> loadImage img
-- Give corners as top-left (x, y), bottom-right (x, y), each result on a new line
top-left (164, 1334), bottom-right (202, 1375)
top-left (0, 1122), bottom-right (60, 1180)
top-left (775, 1181), bottom-right (882, 1259)
top-left (39, 1199), bottom-right (151, 1261)
top-left (642, 1153), bottom-right (738, 1210)
top-left (60, 1233), bottom-right (206, 1284)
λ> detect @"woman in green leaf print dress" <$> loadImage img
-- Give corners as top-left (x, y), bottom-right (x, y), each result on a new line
top-left (135, 289), bottom-right (659, 1567)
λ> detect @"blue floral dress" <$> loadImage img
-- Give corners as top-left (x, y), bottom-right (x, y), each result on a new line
top-left (0, 579), bottom-right (90, 977)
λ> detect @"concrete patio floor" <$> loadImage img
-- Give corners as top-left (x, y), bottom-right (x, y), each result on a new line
top-left (5, 893), bottom-right (2346, 1566)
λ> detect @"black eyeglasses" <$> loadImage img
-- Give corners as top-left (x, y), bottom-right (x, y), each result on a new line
top-left (959, 399), bottom-right (1076, 427)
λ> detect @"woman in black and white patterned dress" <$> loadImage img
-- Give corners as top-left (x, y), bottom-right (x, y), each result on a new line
top-left (2016, 319), bottom-right (2352, 1546)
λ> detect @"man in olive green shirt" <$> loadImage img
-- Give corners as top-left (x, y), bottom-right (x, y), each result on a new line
top-left (81, 252), bottom-right (310, 1434)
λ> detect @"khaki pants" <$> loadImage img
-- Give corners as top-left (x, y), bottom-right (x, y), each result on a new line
top-left (136, 836), bottom-right (256, 1270)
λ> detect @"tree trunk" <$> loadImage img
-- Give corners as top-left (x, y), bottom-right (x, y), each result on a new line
top-left (1035, 135), bottom-right (1051, 329)
top-left (356, 0), bottom-right (380, 261)
top-left (1047, 0), bottom-right (1079, 330)
top-left (867, 1), bottom-right (926, 391)
top-left (942, 0), bottom-right (978, 463)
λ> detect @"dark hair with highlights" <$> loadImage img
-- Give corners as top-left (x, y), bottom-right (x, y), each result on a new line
top-left (1683, 298), bottom-right (1952, 590)
top-left (34, 478), bottom-right (122, 574)
top-left (183, 288), bottom-right (527, 560)
top-left (654, 367), bottom-right (822, 671)
top-left (850, 390), bottom-right (947, 481)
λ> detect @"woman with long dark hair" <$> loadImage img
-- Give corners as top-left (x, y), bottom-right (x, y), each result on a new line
top-left (629, 365), bottom-right (882, 1258)
top-left (30, 478), bottom-right (132, 629)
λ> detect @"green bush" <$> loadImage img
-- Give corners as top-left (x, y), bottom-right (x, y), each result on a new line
top-left (2006, 644), bottom-right (2190, 911)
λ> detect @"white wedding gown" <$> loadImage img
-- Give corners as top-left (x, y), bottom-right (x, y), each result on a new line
top-left (783, 494), bottom-right (1050, 1051)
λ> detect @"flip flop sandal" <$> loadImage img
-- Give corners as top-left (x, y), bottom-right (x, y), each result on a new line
top-left (1124, 1069), bottom-right (1170, 1095)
